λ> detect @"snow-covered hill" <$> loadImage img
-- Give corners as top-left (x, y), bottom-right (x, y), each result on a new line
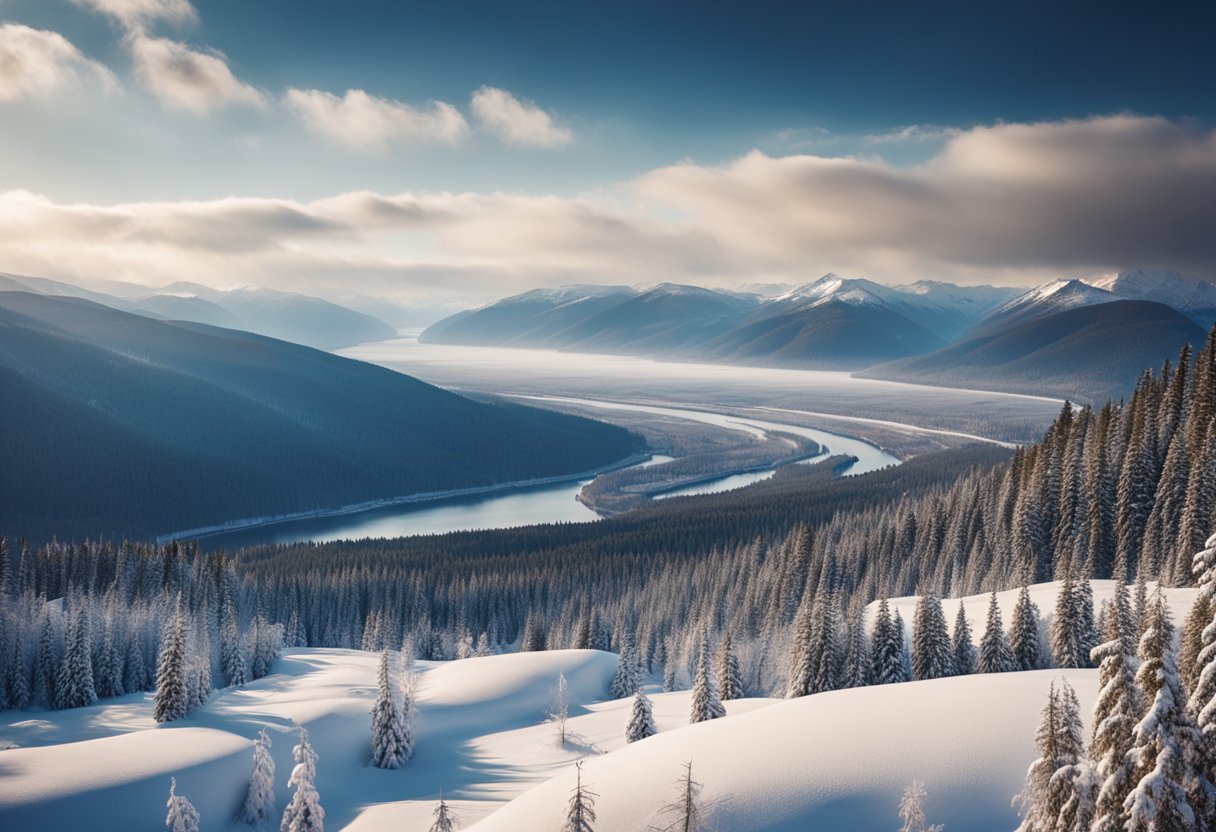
top-left (977, 278), bottom-right (1120, 331)
top-left (1090, 268), bottom-right (1216, 326)
top-left (0, 582), bottom-right (1200, 831)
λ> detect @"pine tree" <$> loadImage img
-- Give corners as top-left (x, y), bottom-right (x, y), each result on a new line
top-left (549, 673), bottom-right (569, 745)
top-left (1010, 586), bottom-right (1046, 672)
top-left (1055, 682), bottom-right (1099, 832)
top-left (843, 609), bottom-right (872, 688)
top-left (521, 610), bottom-right (546, 652)
top-left (610, 629), bottom-right (642, 699)
top-left (154, 598), bottom-right (191, 723)
top-left (912, 593), bottom-right (953, 680)
top-left (872, 598), bottom-right (908, 684)
top-left (898, 781), bottom-right (943, 832)
top-left (715, 633), bottom-right (744, 700)
top-left (1124, 592), bottom-right (1203, 831)
top-left (280, 725), bottom-right (324, 832)
top-left (562, 761), bottom-right (597, 832)
top-left (785, 596), bottom-right (817, 697)
top-left (689, 640), bottom-right (724, 723)
top-left (429, 795), bottom-right (458, 832)
top-left (166, 778), bottom-right (201, 832)
top-left (240, 728), bottom-right (276, 827)
top-left (56, 603), bottom-right (97, 709)
top-left (1014, 680), bottom-right (1087, 832)
top-left (1090, 581), bottom-right (1143, 832)
top-left (97, 619), bottom-right (124, 699)
top-left (371, 649), bottom-right (410, 769)
top-left (221, 599), bottom-right (248, 688)
top-left (977, 592), bottom-right (1016, 674)
top-left (951, 600), bottom-right (976, 675)
top-left (626, 688), bottom-right (656, 743)
top-left (1189, 533), bottom-right (1216, 815)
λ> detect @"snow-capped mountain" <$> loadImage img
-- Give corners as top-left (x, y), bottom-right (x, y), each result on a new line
top-left (976, 279), bottom-right (1120, 331)
top-left (1089, 268), bottom-right (1216, 326)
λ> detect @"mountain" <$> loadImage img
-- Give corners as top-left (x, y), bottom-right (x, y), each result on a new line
top-left (974, 279), bottom-right (1119, 332)
top-left (555, 283), bottom-right (758, 353)
top-left (421, 275), bottom-right (1014, 368)
top-left (1090, 268), bottom-right (1216, 327)
top-left (0, 291), bottom-right (635, 542)
top-left (700, 296), bottom-right (947, 368)
top-left (421, 284), bottom-right (639, 347)
top-left (862, 299), bottom-right (1205, 401)
top-left (0, 273), bottom-right (398, 350)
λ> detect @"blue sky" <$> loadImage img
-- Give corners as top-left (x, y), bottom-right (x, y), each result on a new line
top-left (1, 0), bottom-right (1215, 302)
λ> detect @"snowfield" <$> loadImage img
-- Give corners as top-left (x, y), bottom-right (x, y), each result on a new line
top-left (0, 583), bottom-right (1201, 831)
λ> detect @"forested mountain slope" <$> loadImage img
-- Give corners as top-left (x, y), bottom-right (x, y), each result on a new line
top-left (0, 292), bottom-right (634, 543)
top-left (862, 300), bottom-right (1205, 401)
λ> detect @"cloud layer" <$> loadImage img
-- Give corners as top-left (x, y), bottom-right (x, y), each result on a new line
top-left (2, 115), bottom-right (1214, 303)
top-left (0, 23), bottom-right (116, 102)
top-left (128, 34), bottom-right (264, 113)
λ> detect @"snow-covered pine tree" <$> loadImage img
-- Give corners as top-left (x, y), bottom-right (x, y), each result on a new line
top-left (1051, 571), bottom-right (1085, 668)
top-left (898, 781), bottom-right (943, 832)
top-left (429, 795), bottom-right (458, 832)
top-left (895, 611), bottom-right (914, 682)
top-left (1189, 532), bottom-right (1216, 811)
top-left (1124, 591), bottom-right (1208, 832)
top-left (56, 602), bottom-right (97, 709)
top-left (1014, 680), bottom-right (1087, 832)
top-left (911, 593), bottom-right (953, 680)
top-left (166, 777), bottom-right (201, 832)
top-left (662, 638), bottom-right (680, 692)
top-left (549, 673), bottom-right (570, 746)
top-left (1010, 586), bottom-right (1046, 672)
top-left (562, 761), bottom-right (597, 832)
top-left (521, 610), bottom-right (546, 652)
top-left (689, 640), bottom-right (725, 723)
top-left (715, 632), bottom-right (744, 700)
top-left (239, 727), bottom-right (276, 827)
top-left (609, 628), bottom-right (641, 699)
top-left (371, 649), bottom-right (410, 769)
top-left (785, 596), bottom-right (817, 697)
top-left (872, 598), bottom-right (906, 684)
top-left (951, 600), bottom-right (976, 676)
top-left (221, 598), bottom-right (248, 688)
top-left (154, 597), bottom-right (191, 723)
top-left (474, 632), bottom-right (490, 657)
top-left (280, 725), bottom-right (324, 832)
top-left (1055, 681), bottom-right (1099, 832)
top-left (626, 688), bottom-right (656, 743)
top-left (97, 618), bottom-right (124, 699)
top-left (1089, 581), bottom-right (1144, 832)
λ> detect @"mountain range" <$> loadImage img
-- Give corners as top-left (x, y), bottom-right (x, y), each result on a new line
top-left (0, 291), bottom-right (635, 543)
top-left (422, 269), bottom-right (1216, 400)
top-left (0, 273), bottom-right (397, 350)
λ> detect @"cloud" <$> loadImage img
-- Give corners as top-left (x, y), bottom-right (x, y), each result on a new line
top-left (283, 88), bottom-right (469, 152)
top-left (471, 86), bottom-right (572, 147)
top-left (0, 23), bottom-right (117, 102)
top-left (2, 115), bottom-right (1215, 302)
top-left (128, 34), bottom-right (264, 113)
top-left (70, 0), bottom-right (198, 31)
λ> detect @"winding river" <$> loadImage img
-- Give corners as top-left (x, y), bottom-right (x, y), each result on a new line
top-left (192, 398), bottom-right (902, 550)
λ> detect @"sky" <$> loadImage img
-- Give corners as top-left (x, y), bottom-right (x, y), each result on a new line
top-left (1, 0), bottom-right (1215, 306)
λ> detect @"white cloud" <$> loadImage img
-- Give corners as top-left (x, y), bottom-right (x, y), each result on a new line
top-left (70, 0), bottom-right (198, 31)
top-left (470, 86), bottom-right (572, 147)
top-left (128, 34), bottom-right (264, 113)
top-left (0, 23), bottom-right (117, 102)
top-left (2, 116), bottom-right (1215, 302)
top-left (283, 88), bottom-right (469, 152)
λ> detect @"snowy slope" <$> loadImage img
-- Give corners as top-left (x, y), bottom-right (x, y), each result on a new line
top-left (1090, 268), bottom-right (1216, 326)
top-left (0, 583), bottom-right (1200, 832)
top-left (977, 279), bottom-right (1120, 331)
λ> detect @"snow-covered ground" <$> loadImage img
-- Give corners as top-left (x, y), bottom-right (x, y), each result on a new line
top-left (0, 583), bottom-right (1201, 831)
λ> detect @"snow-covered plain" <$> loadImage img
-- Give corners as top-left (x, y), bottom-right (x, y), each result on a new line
top-left (0, 583), bottom-right (1200, 831)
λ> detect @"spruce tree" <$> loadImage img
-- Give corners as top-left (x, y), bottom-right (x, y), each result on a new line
top-left (1090, 581), bottom-right (1143, 832)
top-left (977, 592), bottom-right (1017, 674)
top-left (221, 600), bottom-right (248, 688)
top-left (715, 633), bottom-right (744, 700)
top-left (609, 629), bottom-right (641, 700)
top-left (56, 603), bottom-right (97, 709)
top-left (911, 593), bottom-right (953, 680)
top-left (1189, 532), bottom-right (1216, 812)
top-left (1124, 592), bottom-right (1203, 831)
top-left (872, 598), bottom-right (907, 684)
top-left (166, 778), bottom-right (201, 832)
top-left (689, 640), bottom-right (724, 723)
top-left (1056, 682), bottom-right (1099, 832)
top-left (239, 728), bottom-right (276, 827)
top-left (843, 611), bottom-right (872, 688)
top-left (1010, 586), bottom-right (1046, 672)
top-left (154, 598), bottom-right (191, 723)
top-left (626, 688), bottom-right (656, 743)
top-left (951, 600), bottom-right (976, 676)
top-left (371, 649), bottom-right (410, 769)
top-left (280, 725), bottom-right (324, 832)
top-left (1014, 681), bottom-right (1064, 832)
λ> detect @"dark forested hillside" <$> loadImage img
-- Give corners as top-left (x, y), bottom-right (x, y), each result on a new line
top-left (862, 300), bottom-right (1205, 401)
top-left (0, 292), bottom-right (635, 543)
